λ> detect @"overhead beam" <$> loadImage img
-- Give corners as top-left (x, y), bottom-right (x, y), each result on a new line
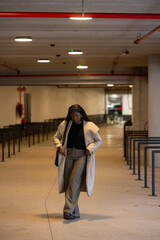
top-left (0, 73), bottom-right (147, 78)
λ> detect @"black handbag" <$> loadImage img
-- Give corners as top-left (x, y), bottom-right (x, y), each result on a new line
top-left (54, 150), bottom-right (59, 167)
top-left (54, 122), bottom-right (68, 167)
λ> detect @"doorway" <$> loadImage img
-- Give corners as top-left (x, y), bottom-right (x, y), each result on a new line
top-left (106, 93), bottom-right (132, 124)
top-left (107, 94), bottom-right (122, 124)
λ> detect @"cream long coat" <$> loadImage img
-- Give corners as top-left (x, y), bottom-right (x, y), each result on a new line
top-left (53, 120), bottom-right (102, 196)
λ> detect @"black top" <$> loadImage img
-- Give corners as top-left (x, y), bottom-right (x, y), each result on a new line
top-left (67, 122), bottom-right (86, 149)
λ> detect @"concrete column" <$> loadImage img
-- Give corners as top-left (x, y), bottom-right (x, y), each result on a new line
top-left (132, 68), bottom-right (148, 130)
top-left (148, 55), bottom-right (160, 136)
top-left (148, 55), bottom-right (160, 167)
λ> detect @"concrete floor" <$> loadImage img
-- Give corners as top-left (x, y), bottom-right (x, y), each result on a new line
top-left (0, 124), bottom-right (160, 240)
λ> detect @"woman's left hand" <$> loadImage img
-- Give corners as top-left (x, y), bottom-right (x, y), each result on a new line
top-left (85, 149), bottom-right (91, 156)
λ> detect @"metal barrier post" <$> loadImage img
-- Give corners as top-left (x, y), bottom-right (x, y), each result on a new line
top-left (138, 143), bottom-right (142, 180)
top-left (133, 140), bottom-right (136, 174)
top-left (150, 151), bottom-right (160, 197)
top-left (137, 140), bottom-right (160, 181)
top-left (13, 128), bottom-right (15, 155)
top-left (18, 128), bottom-right (20, 152)
top-left (42, 123), bottom-right (45, 142)
top-left (46, 122), bottom-right (49, 140)
top-left (125, 131), bottom-right (147, 160)
top-left (144, 147), bottom-right (148, 188)
top-left (132, 138), bottom-right (148, 175)
top-left (33, 124), bottom-right (35, 145)
top-left (132, 139), bottom-right (160, 177)
top-left (151, 150), bottom-right (160, 196)
top-left (129, 135), bottom-right (147, 170)
top-left (8, 130), bottom-right (11, 158)
top-left (15, 126), bottom-right (17, 144)
top-left (2, 132), bottom-right (5, 162)
top-left (126, 131), bottom-right (148, 163)
top-left (48, 120), bottom-right (51, 133)
top-left (25, 126), bottom-right (27, 140)
top-left (28, 125), bottom-right (31, 147)
top-left (129, 137), bottom-right (132, 168)
top-left (38, 124), bottom-right (40, 143)
top-left (143, 146), bottom-right (160, 188)
top-left (152, 151), bottom-right (156, 196)
top-left (19, 124), bottom-right (23, 142)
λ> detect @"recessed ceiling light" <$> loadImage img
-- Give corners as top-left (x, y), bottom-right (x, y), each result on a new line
top-left (77, 64), bottom-right (88, 69)
top-left (37, 59), bottom-right (50, 63)
top-left (50, 43), bottom-right (55, 47)
top-left (107, 84), bottom-right (114, 87)
top-left (68, 50), bottom-right (83, 55)
top-left (15, 37), bottom-right (32, 42)
top-left (70, 17), bottom-right (92, 20)
top-left (111, 94), bottom-right (118, 98)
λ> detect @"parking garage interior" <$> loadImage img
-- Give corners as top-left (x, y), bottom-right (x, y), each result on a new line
top-left (0, 1), bottom-right (160, 239)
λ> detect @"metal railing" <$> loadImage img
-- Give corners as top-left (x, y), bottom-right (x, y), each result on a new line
top-left (0, 114), bottom-right (106, 162)
top-left (124, 128), bottom-right (160, 197)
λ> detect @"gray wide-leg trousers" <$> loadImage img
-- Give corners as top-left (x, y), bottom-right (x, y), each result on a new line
top-left (63, 148), bottom-right (86, 217)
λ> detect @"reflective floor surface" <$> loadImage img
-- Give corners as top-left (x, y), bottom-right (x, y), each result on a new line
top-left (0, 123), bottom-right (160, 240)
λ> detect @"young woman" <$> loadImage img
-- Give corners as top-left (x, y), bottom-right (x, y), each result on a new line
top-left (53, 104), bottom-right (102, 220)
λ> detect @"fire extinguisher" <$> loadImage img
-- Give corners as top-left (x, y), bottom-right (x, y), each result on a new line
top-left (16, 103), bottom-right (23, 118)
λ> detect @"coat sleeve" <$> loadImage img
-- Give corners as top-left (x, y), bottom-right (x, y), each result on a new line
top-left (53, 120), bottom-right (67, 149)
top-left (53, 129), bottom-right (63, 149)
top-left (86, 132), bottom-right (102, 153)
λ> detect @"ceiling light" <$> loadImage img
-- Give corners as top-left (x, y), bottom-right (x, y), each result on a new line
top-left (14, 37), bottom-right (32, 42)
top-left (77, 64), bottom-right (88, 69)
top-left (107, 84), bottom-right (114, 87)
top-left (70, 0), bottom-right (92, 21)
top-left (111, 94), bottom-right (118, 98)
top-left (68, 50), bottom-right (83, 55)
top-left (37, 59), bottom-right (50, 63)
top-left (70, 17), bottom-right (92, 20)
top-left (129, 85), bottom-right (133, 88)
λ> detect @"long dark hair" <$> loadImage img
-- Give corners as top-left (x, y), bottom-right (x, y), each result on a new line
top-left (66, 104), bottom-right (90, 123)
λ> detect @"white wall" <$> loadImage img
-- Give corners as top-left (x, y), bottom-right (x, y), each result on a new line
top-left (0, 86), bottom-right (105, 127)
top-left (122, 94), bottom-right (132, 115)
top-left (29, 86), bottom-right (105, 121)
top-left (0, 86), bottom-right (23, 128)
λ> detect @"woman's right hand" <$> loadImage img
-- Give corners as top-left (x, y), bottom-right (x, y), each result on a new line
top-left (58, 146), bottom-right (65, 156)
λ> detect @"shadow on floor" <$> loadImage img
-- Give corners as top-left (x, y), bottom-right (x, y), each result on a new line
top-left (38, 212), bottom-right (113, 223)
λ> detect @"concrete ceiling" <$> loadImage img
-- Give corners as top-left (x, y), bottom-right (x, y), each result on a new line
top-left (0, 0), bottom-right (160, 85)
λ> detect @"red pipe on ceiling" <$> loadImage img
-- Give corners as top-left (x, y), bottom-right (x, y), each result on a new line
top-left (0, 63), bottom-right (20, 75)
top-left (0, 73), bottom-right (147, 78)
top-left (112, 50), bottom-right (130, 74)
top-left (0, 12), bottom-right (160, 19)
top-left (114, 50), bottom-right (129, 66)
top-left (134, 25), bottom-right (160, 44)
